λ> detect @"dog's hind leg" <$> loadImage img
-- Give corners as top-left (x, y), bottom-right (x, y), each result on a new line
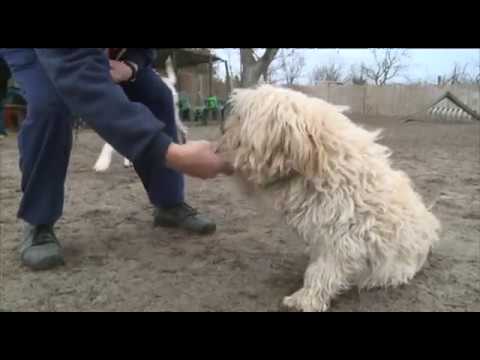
top-left (94, 143), bottom-right (115, 172)
top-left (283, 256), bottom-right (349, 312)
top-left (123, 158), bottom-right (132, 168)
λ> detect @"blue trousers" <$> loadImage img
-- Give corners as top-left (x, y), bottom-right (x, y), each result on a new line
top-left (0, 48), bottom-right (184, 225)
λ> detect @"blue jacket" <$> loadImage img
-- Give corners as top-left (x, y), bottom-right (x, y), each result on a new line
top-left (107, 48), bottom-right (156, 69)
top-left (34, 48), bottom-right (172, 165)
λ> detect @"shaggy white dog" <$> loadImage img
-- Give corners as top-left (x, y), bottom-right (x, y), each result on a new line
top-left (93, 57), bottom-right (187, 172)
top-left (218, 85), bottom-right (441, 312)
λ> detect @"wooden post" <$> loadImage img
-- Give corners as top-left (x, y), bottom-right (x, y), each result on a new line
top-left (225, 61), bottom-right (232, 97)
top-left (208, 57), bottom-right (213, 98)
top-left (205, 57), bottom-right (213, 125)
top-left (363, 86), bottom-right (367, 115)
top-left (171, 51), bottom-right (180, 92)
top-left (221, 60), bottom-right (233, 134)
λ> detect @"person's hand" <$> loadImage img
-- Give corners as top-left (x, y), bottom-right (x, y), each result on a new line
top-left (109, 60), bottom-right (134, 83)
top-left (166, 141), bottom-right (234, 179)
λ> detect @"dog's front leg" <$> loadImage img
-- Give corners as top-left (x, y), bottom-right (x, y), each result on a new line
top-left (283, 256), bottom-right (347, 312)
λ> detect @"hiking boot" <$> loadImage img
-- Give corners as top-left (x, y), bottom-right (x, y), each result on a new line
top-left (154, 202), bottom-right (216, 235)
top-left (20, 224), bottom-right (65, 271)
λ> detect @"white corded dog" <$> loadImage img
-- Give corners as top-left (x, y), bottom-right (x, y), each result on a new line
top-left (218, 85), bottom-right (441, 312)
top-left (93, 57), bottom-right (187, 172)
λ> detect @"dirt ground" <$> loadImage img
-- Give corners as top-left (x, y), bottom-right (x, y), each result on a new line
top-left (1, 115), bottom-right (479, 312)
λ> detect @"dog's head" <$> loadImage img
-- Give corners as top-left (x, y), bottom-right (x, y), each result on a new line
top-left (218, 85), bottom-right (350, 187)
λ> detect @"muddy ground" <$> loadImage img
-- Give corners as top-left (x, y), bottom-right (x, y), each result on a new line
top-left (1, 115), bottom-right (479, 312)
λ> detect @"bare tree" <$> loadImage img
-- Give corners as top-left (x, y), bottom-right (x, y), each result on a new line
top-left (273, 49), bottom-right (306, 86)
top-left (473, 59), bottom-right (479, 85)
top-left (262, 58), bottom-right (283, 84)
top-left (361, 49), bottom-right (409, 86)
top-left (438, 62), bottom-right (475, 86)
top-left (240, 48), bottom-right (279, 87)
top-left (223, 49), bottom-right (240, 78)
top-left (344, 64), bottom-right (366, 85)
top-left (309, 63), bottom-right (343, 84)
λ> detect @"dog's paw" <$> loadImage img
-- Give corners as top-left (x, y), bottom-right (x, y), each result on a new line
top-left (283, 289), bottom-right (329, 312)
top-left (123, 158), bottom-right (133, 168)
top-left (282, 294), bottom-right (304, 312)
top-left (93, 158), bottom-right (111, 172)
top-left (278, 300), bottom-right (302, 312)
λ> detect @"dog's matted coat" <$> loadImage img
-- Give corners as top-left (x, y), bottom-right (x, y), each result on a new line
top-left (218, 85), bottom-right (441, 312)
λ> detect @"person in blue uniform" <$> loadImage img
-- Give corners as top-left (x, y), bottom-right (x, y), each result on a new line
top-left (0, 48), bottom-right (232, 271)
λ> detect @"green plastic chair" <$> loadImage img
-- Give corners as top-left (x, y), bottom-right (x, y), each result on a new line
top-left (206, 96), bottom-right (219, 110)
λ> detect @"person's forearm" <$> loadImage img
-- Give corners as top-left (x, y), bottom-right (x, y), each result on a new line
top-left (34, 48), bottom-right (232, 179)
top-left (34, 48), bottom-right (172, 165)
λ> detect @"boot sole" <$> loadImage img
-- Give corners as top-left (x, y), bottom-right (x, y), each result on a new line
top-left (22, 255), bottom-right (65, 271)
top-left (154, 218), bottom-right (217, 235)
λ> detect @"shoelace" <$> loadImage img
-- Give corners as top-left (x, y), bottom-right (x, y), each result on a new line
top-left (178, 203), bottom-right (198, 217)
top-left (33, 225), bottom-right (56, 246)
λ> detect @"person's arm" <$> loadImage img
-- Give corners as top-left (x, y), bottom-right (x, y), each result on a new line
top-left (114, 48), bottom-right (155, 82)
top-left (34, 48), bottom-right (232, 179)
top-left (122, 48), bottom-right (155, 70)
top-left (35, 48), bottom-right (171, 165)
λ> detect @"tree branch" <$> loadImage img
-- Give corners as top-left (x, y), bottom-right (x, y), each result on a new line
top-left (363, 49), bottom-right (409, 86)
top-left (240, 48), bottom-right (279, 87)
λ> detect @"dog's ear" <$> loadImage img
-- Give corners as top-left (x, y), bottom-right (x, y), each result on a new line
top-left (275, 119), bottom-right (326, 178)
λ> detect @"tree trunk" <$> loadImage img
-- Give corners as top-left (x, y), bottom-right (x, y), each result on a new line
top-left (240, 49), bottom-right (279, 87)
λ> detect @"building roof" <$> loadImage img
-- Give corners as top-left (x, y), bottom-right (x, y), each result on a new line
top-left (155, 49), bottom-right (224, 68)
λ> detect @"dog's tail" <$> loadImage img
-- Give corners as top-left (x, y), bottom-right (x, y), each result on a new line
top-left (165, 56), bottom-right (177, 86)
